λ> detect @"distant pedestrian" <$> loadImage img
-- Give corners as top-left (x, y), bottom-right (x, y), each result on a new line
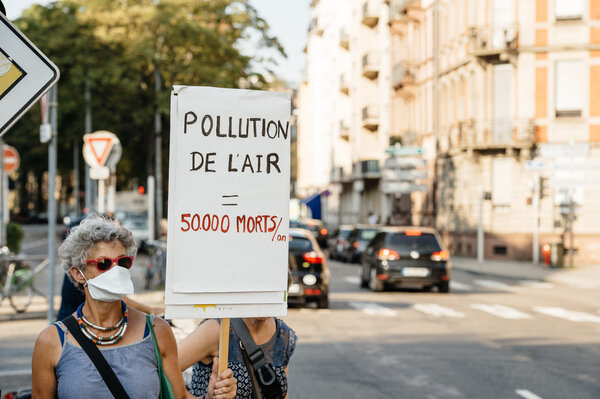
top-left (32, 214), bottom-right (237, 398)
top-left (368, 211), bottom-right (379, 225)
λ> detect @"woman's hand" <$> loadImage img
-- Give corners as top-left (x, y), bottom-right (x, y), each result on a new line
top-left (206, 357), bottom-right (237, 399)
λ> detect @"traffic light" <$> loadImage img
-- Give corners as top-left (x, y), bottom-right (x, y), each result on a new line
top-left (539, 176), bottom-right (549, 199)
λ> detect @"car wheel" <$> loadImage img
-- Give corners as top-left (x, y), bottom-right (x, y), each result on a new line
top-left (360, 264), bottom-right (368, 288)
top-left (438, 281), bottom-right (450, 293)
top-left (369, 268), bottom-right (384, 292)
top-left (317, 296), bottom-right (329, 309)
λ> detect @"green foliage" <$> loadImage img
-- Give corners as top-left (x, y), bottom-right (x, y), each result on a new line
top-left (7, 0), bottom-right (285, 208)
top-left (6, 223), bottom-right (24, 254)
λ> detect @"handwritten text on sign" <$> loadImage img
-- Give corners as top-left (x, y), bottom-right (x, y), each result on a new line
top-left (167, 86), bottom-right (290, 294)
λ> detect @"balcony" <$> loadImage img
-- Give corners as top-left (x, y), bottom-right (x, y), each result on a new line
top-left (450, 119), bottom-right (535, 153)
top-left (308, 17), bottom-right (323, 36)
top-left (389, 0), bottom-right (424, 31)
top-left (362, 53), bottom-right (379, 79)
top-left (339, 120), bottom-right (350, 141)
top-left (361, 1), bottom-right (379, 28)
top-left (392, 62), bottom-right (416, 96)
top-left (330, 166), bottom-right (345, 183)
top-left (469, 25), bottom-right (519, 65)
top-left (362, 106), bottom-right (379, 131)
top-left (339, 29), bottom-right (349, 50)
top-left (352, 160), bottom-right (381, 179)
top-left (339, 74), bottom-right (349, 95)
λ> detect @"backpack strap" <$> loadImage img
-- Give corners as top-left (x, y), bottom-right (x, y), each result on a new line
top-left (62, 315), bottom-right (130, 399)
top-left (231, 318), bottom-right (284, 399)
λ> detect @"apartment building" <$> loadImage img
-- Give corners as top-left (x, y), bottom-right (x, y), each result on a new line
top-left (298, 0), bottom-right (393, 225)
top-left (298, 0), bottom-right (600, 263)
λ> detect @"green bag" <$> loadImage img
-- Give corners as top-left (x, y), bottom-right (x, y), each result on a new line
top-left (146, 315), bottom-right (176, 399)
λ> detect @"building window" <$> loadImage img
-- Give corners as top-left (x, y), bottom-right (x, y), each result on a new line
top-left (555, 0), bottom-right (584, 21)
top-left (555, 60), bottom-right (584, 118)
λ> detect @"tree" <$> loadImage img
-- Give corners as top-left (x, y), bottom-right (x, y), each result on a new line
top-left (7, 0), bottom-right (285, 218)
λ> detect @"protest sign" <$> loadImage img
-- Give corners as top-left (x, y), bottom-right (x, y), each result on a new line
top-left (165, 86), bottom-right (290, 318)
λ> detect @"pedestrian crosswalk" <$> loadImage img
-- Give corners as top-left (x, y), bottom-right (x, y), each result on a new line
top-left (345, 301), bottom-right (600, 324)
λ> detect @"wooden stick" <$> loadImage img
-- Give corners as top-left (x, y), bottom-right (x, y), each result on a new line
top-left (218, 318), bottom-right (230, 375)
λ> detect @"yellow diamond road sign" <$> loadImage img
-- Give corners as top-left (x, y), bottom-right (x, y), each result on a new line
top-left (0, 13), bottom-right (60, 137)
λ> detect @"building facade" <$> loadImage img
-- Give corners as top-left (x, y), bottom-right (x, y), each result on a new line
top-left (298, 0), bottom-right (600, 264)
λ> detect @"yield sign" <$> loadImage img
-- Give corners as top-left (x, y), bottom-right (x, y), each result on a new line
top-left (83, 131), bottom-right (116, 167)
top-left (0, 13), bottom-right (60, 137)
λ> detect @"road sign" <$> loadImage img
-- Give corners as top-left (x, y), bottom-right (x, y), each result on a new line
top-left (3, 144), bottom-right (19, 173)
top-left (381, 181), bottom-right (428, 194)
top-left (385, 146), bottom-right (423, 156)
top-left (382, 169), bottom-right (427, 181)
top-left (524, 160), bottom-right (545, 171)
top-left (0, 13), bottom-right (60, 137)
top-left (89, 166), bottom-right (110, 180)
top-left (83, 131), bottom-right (117, 168)
top-left (384, 156), bottom-right (426, 170)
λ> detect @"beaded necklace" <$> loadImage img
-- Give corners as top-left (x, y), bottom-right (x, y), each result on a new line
top-left (76, 301), bottom-right (128, 346)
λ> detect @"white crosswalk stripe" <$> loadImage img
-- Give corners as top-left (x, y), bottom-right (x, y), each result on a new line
top-left (344, 276), bottom-right (360, 285)
top-left (473, 279), bottom-right (515, 290)
top-left (413, 303), bottom-right (465, 318)
top-left (349, 302), bottom-right (397, 316)
top-left (449, 281), bottom-right (472, 291)
top-left (516, 389), bottom-right (544, 399)
top-left (533, 306), bottom-right (600, 323)
top-left (470, 304), bottom-right (532, 319)
top-left (518, 280), bottom-right (554, 288)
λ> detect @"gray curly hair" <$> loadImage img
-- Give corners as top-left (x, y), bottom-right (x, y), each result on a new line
top-left (58, 214), bottom-right (137, 291)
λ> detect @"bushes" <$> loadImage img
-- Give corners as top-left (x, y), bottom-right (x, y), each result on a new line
top-left (6, 222), bottom-right (24, 254)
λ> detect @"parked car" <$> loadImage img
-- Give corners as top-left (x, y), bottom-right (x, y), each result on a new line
top-left (342, 225), bottom-right (380, 263)
top-left (289, 217), bottom-right (328, 249)
top-left (287, 227), bottom-right (330, 308)
top-left (360, 226), bottom-right (451, 293)
top-left (327, 224), bottom-right (354, 260)
top-left (118, 213), bottom-right (150, 253)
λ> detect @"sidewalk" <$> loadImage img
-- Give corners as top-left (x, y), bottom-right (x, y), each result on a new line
top-left (0, 291), bottom-right (165, 322)
top-left (452, 256), bottom-right (600, 289)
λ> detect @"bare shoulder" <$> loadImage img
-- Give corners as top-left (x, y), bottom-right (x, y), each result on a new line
top-left (33, 325), bottom-right (62, 366)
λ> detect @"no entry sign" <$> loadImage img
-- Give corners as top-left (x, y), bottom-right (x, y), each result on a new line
top-left (3, 144), bottom-right (19, 173)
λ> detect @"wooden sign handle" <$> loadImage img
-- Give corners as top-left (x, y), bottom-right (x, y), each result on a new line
top-left (218, 318), bottom-right (230, 375)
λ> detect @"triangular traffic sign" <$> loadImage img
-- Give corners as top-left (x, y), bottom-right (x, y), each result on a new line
top-left (84, 133), bottom-right (114, 167)
top-left (0, 13), bottom-right (60, 137)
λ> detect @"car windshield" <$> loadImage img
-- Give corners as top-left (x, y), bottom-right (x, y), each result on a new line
top-left (121, 218), bottom-right (148, 230)
top-left (339, 229), bottom-right (351, 238)
top-left (358, 229), bottom-right (377, 241)
top-left (388, 233), bottom-right (441, 253)
top-left (289, 236), bottom-right (313, 251)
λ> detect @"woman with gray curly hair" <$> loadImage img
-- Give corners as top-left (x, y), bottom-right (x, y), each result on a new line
top-left (31, 215), bottom-right (237, 399)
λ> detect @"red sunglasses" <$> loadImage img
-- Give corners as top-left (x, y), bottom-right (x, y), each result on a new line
top-left (86, 256), bottom-right (134, 272)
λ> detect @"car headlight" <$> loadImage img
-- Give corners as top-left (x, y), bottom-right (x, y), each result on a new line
top-left (302, 274), bottom-right (317, 286)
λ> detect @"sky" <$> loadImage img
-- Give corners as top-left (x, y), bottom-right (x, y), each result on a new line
top-left (5, 0), bottom-right (311, 85)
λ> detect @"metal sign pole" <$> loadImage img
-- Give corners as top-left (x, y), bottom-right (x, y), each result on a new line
top-left (47, 85), bottom-right (58, 324)
top-left (477, 186), bottom-right (484, 264)
top-left (0, 138), bottom-right (4, 247)
top-left (532, 173), bottom-right (540, 264)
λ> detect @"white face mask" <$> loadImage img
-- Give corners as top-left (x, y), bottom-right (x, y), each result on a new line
top-left (79, 266), bottom-right (134, 302)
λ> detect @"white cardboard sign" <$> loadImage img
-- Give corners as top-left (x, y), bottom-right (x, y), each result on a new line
top-left (166, 86), bottom-right (290, 312)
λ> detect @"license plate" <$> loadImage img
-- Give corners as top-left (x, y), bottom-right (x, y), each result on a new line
top-left (401, 267), bottom-right (429, 277)
top-left (288, 283), bottom-right (300, 294)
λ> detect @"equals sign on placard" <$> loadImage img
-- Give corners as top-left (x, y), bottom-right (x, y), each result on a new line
top-left (222, 195), bottom-right (238, 206)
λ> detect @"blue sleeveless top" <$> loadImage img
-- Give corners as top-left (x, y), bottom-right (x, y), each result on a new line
top-left (54, 317), bottom-right (160, 399)
top-left (189, 318), bottom-right (297, 399)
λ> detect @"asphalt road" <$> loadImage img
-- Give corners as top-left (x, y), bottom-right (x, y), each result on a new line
top-left (1, 227), bottom-right (599, 397)
top-left (285, 259), bottom-right (600, 399)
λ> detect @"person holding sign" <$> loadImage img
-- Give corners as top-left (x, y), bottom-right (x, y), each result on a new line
top-left (31, 215), bottom-right (237, 399)
top-left (178, 317), bottom-right (297, 399)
